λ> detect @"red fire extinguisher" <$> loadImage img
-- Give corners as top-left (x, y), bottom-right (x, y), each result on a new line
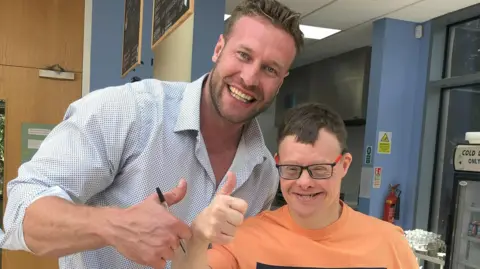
top-left (383, 184), bottom-right (401, 224)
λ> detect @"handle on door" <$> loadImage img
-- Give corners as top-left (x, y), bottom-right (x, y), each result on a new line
top-left (45, 64), bottom-right (66, 73)
top-left (39, 63), bottom-right (75, 81)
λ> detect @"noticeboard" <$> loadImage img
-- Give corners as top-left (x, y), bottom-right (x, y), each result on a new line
top-left (122, 0), bottom-right (144, 77)
top-left (21, 123), bottom-right (56, 164)
top-left (151, 0), bottom-right (194, 49)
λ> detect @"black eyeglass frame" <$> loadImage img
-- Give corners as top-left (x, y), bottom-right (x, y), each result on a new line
top-left (275, 150), bottom-right (347, 180)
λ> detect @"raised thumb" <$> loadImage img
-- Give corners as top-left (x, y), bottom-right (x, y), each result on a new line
top-left (218, 171), bottom-right (236, 196)
top-left (164, 178), bottom-right (187, 206)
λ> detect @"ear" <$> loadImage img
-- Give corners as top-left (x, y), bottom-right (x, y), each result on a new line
top-left (212, 34), bottom-right (225, 63)
top-left (274, 153), bottom-right (279, 164)
top-left (341, 153), bottom-right (353, 177)
top-left (275, 81), bottom-right (284, 96)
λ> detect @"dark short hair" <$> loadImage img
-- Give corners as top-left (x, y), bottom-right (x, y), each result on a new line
top-left (225, 0), bottom-right (304, 53)
top-left (277, 102), bottom-right (348, 151)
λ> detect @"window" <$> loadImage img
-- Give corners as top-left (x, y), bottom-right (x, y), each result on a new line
top-left (446, 17), bottom-right (480, 78)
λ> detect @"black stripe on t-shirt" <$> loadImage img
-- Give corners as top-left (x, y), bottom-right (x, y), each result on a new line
top-left (256, 263), bottom-right (386, 269)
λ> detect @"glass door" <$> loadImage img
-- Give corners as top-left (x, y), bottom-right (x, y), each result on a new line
top-left (451, 178), bottom-right (480, 268)
top-left (431, 86), bottom-right (480, 240)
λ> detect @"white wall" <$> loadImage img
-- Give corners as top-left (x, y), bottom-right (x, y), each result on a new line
top-left (153, 16), bottom-right (194, 82)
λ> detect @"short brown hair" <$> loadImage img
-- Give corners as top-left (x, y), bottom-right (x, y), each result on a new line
top-left (225, 0), bottom-right (304, 53)
top-left (278, 103), bottom-right (348, 151)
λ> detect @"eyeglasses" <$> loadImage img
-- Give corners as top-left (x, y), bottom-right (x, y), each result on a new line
top-left (276, 153), bottom-right (344, 180)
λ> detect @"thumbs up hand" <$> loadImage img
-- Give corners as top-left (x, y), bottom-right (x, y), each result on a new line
top-left (191, 171), bottom-right (248, 245)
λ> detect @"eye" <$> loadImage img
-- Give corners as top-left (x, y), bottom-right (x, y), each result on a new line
top-left (238, 51), bottom-right (250, 61)
top-left (263, 65), bottom-right (278, 75)
top-left (311, 165), bottom-right (328, 171)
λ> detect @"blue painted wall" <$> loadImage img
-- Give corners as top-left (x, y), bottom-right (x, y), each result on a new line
top-left (357, 21), bottom-right (386, 215)
top-left (191, 0), bottom-right (226, 80)
top-left (90, 0), bottom-right (154, 91)
top-left (90, 0), bottom-right (224, 90)
top-left (359, 18), bottom-right (431, 230)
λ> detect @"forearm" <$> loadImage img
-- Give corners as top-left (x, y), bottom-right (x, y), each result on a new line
top-left (172, 237), bottom-right (210, 269)
top-left (23, 196), bottom-right (117, 257)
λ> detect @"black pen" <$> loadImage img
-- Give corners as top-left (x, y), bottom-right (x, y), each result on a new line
top-left (156, 187), bottom-right (187, 254)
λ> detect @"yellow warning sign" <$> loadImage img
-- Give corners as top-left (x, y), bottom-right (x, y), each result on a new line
top-left (377, 131), bottom-right (391, 154)
top-left (380, 133), bottom-right (389, 143)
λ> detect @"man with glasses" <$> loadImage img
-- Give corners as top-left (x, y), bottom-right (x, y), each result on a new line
top-left (171, 102), bottom-right (418, 269)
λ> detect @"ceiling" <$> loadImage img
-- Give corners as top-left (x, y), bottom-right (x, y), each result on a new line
top-left (225, 0), bottom-right (480, 68)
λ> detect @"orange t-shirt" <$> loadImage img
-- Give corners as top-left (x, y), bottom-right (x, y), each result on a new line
top-left (208, 203), bottom-right (418, 269)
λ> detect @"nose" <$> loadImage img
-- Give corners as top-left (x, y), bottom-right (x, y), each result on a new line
top-left (296, 169), bottom-right (315, 189)
top-left (240, 63), bottom-right (261, 88)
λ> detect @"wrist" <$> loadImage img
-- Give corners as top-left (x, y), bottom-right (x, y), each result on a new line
top-left (189, 235), bottom-right (210, 250)
top-left (190, 220), bottom-right (210, 246)
top-left (186, 235), bottom-right (210, 262)
top-left (90, 207), bottom-right (123, 247)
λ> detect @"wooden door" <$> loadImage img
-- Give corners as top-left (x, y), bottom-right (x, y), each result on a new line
top-left (0, 0), bottom-right (84, 72)
top-left (0, 66), bottom-right (82, 269)
top-left (0, 1), bottom-right (85, 269)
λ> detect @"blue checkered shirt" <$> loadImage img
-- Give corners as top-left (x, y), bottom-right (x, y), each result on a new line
top-left (0, 74), bottom-right (278, 269)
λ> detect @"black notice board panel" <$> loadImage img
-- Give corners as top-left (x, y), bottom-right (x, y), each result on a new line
top-left (151, 0), bottom-right (194, 49)
top-left (122, 0), bottom-right (144, 77)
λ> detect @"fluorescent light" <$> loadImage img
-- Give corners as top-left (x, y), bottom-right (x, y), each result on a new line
top-left (223, 14), bottom-right (340, 40)
top-left (299, 25), bottom-right (340, 40)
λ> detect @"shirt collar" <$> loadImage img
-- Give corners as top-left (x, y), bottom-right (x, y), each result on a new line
top-left (174, 74), bottom-right (206, 132)
top-left (173, 74), bottom-right (268, 161)
top-left (241, 118), bottom-right (269, 161)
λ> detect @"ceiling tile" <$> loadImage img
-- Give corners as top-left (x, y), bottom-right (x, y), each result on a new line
top-left (225, 0), bottom-right (333, 17)
top-left (386, 7), bottom-right (445, 23)
top-left (278, 0), bottom-right (334, 16)
top-left (292, 23), bottom-right (372, 68)
top-left (387, 0), bottom-right (480, 22)
top-left (301, 0), bottom-right (419, 29)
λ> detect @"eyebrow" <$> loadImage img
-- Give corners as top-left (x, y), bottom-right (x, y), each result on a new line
top-left (279, 160), bottom-right (331, 165)
top-left (239, 45), bottom-right (284, 70)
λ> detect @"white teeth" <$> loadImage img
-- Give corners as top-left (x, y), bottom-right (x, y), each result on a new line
top-left (295, 193), bottom-right (319, 201)
top-left (228, 86), bottom-right (253, 103)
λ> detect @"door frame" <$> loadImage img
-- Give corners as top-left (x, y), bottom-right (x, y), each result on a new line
top-left (82, 0), bottom-right (92, 97)
top-left (415, 3), bottom-right (480, 231)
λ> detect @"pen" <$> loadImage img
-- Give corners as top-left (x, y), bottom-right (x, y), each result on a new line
top-left (156, 187), bottom-right (187, 254)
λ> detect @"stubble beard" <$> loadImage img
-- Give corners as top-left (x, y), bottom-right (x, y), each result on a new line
top-left (208, 62), bottom-right (275, 125)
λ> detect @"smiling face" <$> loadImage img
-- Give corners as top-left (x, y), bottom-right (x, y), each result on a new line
top-left (208, 15), bottom-right (297, 124)
top-left (278, 129), bottom-right (352, 223)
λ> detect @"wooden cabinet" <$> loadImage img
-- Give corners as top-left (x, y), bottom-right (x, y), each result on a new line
top-left (0, 0), bottom-right (84, 72)
top-left (0, 1), bottom-right (85, 269)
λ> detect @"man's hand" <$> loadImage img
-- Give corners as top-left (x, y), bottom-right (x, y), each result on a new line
top-left (192, 172), bottom-right (248, 245)
top-left (104, 179), bottom-right (192, 269)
